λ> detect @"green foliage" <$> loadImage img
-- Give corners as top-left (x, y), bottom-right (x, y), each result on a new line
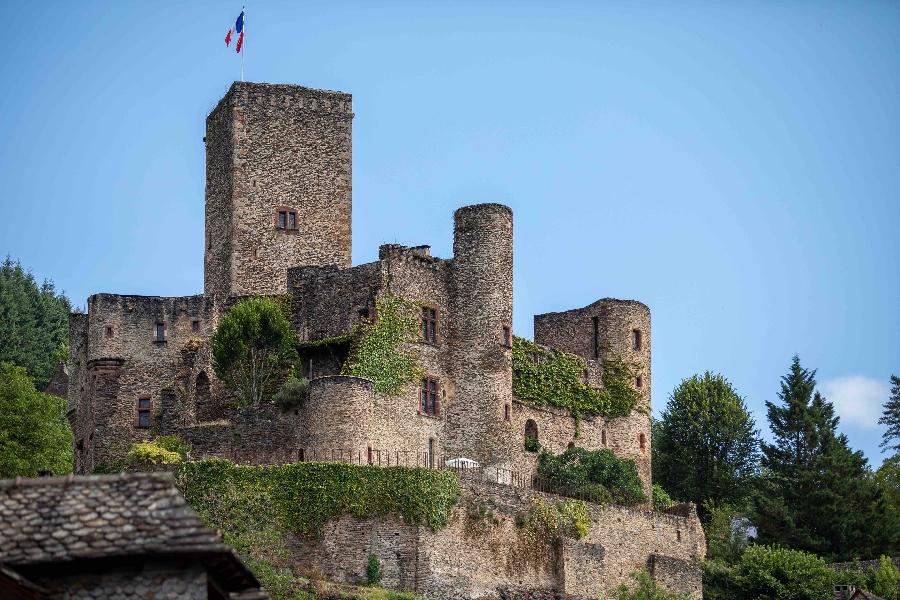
top-left (754, 355), bottom-right (900, 561)
top-left (538, 446), bottom-right (647, 506)
top-left (651, 484), bottom-right (675, 512)
top-left (127, 441), bottom-right (181, 466)
top-left (876, 455), bottom-right (900, 515)
top-left (342, 291), bottom-right (425, 396)
top-left (153, 435), bottom-right (192, 459)
top-left (862, 556), bottom-right (900, 600)
top-left (512, 337), bottom-right (642, 422)
top-left (0, 257), bottom-right (73, 390)
top-left (702, 501), bottom-right (752, 565)
top-left (211, 297), bottom-right (299, 407)
top-left (366, 553), bottom-right (384, 586)
top-left (558, 498), bottom-right (590, 540)
top-left (273, 376), bottom-right (311, 409)
top-left (879, 375), bottom-right (900, 453)
top-left (0, 362), bottom-right (73, 477)
top-left (652, 372), bottom-right (760, 517)
top-left (729, 545), bottom-right (838, 600)
top-left (524, 436), bottom-right (540, 453)
top-left (175, 459), bottom-right (459, 541)
top-left (614, 570), bottom-right (690, 600)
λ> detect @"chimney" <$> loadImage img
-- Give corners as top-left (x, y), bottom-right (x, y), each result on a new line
top-left (834, 585), bottom-right (856, 600)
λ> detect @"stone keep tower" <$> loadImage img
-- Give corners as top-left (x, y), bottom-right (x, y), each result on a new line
top-left (204, 82), bottom-right (353, 299)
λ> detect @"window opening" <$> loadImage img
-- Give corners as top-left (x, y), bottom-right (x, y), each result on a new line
top-left (502, 325), bottom-right (511, 347)
top-left (592, 316), bottom-right (600, 359)
top-left (632, 329), bottom-right (642, 351)
top-left (105, 326), bottom-right (113, 338)
top-left (602, 430), bottom-right (607, 446)
top-left (635, 376), bottom-right (642, 388)
top-left (567, 441), bottom-right (575, 449)
top-left (428, 438), bottom-right (435, 469)
top-left (639, 433), bottom-right (647, 452)
top-left (420, 378), bottom-right (439, 416)
top-left (367, 446), bottom-right (374, 465)
top-left (524, 419), bottom-right (538, 452)
top-left (289, 212), bottom-right (296, 229)
top-left (279, 211), bottom-right (287, 228)
top-left (156, 323), bottom-right (165, 341)
top-left (422, 307), bottom-right (437, 343)
top-left (504, 403), bottom-right (511, 421)
top-left (137, 396), bottom-right (151, 427)
top-left (192, 320), bottom-right (200, 333)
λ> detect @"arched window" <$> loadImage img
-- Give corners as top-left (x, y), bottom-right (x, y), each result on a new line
top-left (524, 419), bottom-right (539, 452)
top-left (195, 372), bottom-right (213, 422)
top-left (639, 432), bottom-right (647, 453)
top-left (567, 441), bottom-right (575, 450)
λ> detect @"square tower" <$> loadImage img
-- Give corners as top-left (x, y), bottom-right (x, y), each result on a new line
top-left (204, 82), bottom-right (353, 299)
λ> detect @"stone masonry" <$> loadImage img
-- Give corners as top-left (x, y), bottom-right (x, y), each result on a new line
top-left (66, 80), bottom-right (697, 598)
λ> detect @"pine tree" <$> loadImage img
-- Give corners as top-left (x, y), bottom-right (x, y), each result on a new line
top-left (754, 356), bottom-right (899, 561)
top-left (879, 375), bottom-right (900, 453)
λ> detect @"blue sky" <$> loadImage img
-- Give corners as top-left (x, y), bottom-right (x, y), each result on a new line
top-left (0, 1), bottom-right (897, 466)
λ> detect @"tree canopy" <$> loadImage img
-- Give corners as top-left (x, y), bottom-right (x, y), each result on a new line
top-left (537, 446), bottom-right (647, 506)
top-left (652, 372), bottom-right (761, 514)
top-left (211, 297), bottom-right (298, 407)
top-left (0, 257), bottom-right (72, 390)
top-left (879, 375), bottom-right (900, 453)
top-left (753, 355), bottom-right (899, 561)
top-left (0, 361), bottom-right (73, 477)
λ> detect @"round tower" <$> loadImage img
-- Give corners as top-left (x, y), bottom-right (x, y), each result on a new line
top-left (302, 376), bottom-right (376, 459)
top-left (445, 204), bottom-right (514, 468)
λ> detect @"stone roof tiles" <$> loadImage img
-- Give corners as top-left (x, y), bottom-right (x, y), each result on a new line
top-left (0, 472), bottom-right (227, 565)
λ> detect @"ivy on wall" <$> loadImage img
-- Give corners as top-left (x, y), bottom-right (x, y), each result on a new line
top-left (512, 336), bottom-right (643, 423)
top-left (341, 291), bottom-right (425, 396)
top-left (174, 459), bottom-right (459, 541)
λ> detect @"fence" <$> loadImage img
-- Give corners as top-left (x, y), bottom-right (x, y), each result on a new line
top-left (185, 447), bottom-right (615, 504)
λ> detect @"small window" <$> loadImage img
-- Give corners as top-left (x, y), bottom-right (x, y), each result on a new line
top-left (422, 307), bottom-right (438, 344)
top-left (592, 316), bottom-right (600, 359)
top-left (192, 320), bottom-right (200, 333)
top-left (289, 212), bottom-right (296, 229)
top-left (137, 395), bottom-right (152, 428)
top-left (156, 323), bottom-right (165, 341)
top-left (602, 430), bottom-right (607, 446)
top-left (420, 378), bottom-right (439, 416)
top-left (105, 326), bottom-right (114, 338)
top-left (639, 433), bottom-right (647, 452)
top-left (504, 403), bottom-right (511, 421)
top-left (277, 209), bottom-right (297, 230)
top-left (567, 441), bottom-right (575, 449)
top-left (501, 325), bottom-right (511, 347)
top-left (635, 376), bottom-right (642, 389)
top-left (632, 329), bottom-right (642, 351)
top-left (278, 211), bottom-right (287, 228)
top-left (358, 308), bottom-right (370, 320)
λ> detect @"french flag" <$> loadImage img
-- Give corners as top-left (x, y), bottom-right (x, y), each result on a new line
top-left (225, 10), bottom-right (244, 53)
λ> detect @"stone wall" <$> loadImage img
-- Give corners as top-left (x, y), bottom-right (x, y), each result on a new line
top-left (204, 82), bottom-right (353, 300)
top-left (286, 477), bottom-right (704, 600)
top-left (37, 562), bottom-right (208, 600)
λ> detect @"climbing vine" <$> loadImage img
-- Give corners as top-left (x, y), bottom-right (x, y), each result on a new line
top-left (174, 459), bottom-right (459, 542)
top-left (341, 291), bottom-right (425, 396)
top-left (512, 336), bottom-right (643, 423)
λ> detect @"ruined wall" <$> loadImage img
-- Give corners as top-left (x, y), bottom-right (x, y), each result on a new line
top-left (69, 294), bottom-right (222, 473)
top-left (446, 204), bottom-right (514, 468)
top-left (287, 478), bottom-right (704, 600)
top-left (205, 82), bottom-right (353, 299)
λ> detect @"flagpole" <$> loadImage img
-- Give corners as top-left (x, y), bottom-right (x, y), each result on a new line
top-left (241, 7), bottom-right (245, 82)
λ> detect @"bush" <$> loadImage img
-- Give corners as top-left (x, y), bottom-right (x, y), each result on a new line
top-left (524, 437), bottom-right (540, 453)
top-left (273, 376), bottom-right (310, 409)
top-left (711, 545), bottom-right (836, 600)
top-left (128, 441), bottom-right (181, 466)
top-left (538, 446), bottom-right (647, 506)
top-left (366, 553), bottom-right (383, 586)
top-left (153, 435), bottom-right (192, 459)
top-left (651, 484), bottom-right (675, 512)
top-left (614, 570), bottom-right (690, 600)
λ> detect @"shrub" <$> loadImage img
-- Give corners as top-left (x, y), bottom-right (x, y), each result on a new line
top-left (273, 376), bottom-right (311, 409)
top-left (524, 437), bottom-right (540, 453)
top-left (153, 435), bottom-right (192, 459)
top-left (128, 441), bottom-right (181, 466)
top-left (366, 553), bottom-right (383, 586)
top-left (651, 484), bottom-right (675, 512)
top-left (614, 570), bottom-right (690, 600)
top-left (538, 446), bottom-right (647, 506)
top-left (733, 545), bottom-right (836, 600)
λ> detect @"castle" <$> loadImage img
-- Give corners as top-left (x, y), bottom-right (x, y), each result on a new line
top-left (64, 82), bottom-right (703, 599)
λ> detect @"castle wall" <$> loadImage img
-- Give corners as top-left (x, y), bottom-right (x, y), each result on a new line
top-left (285, 478), bottom-right (704, 600)
top-left (446, 204), bottom-right (514, 468)
top-left (70, 294), bottom-right (221, 473)
top-left (204, 82), bottom-right (353, 299)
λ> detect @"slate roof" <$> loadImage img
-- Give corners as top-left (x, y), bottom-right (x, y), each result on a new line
top-left (0, 472), bottom-right (262, 594)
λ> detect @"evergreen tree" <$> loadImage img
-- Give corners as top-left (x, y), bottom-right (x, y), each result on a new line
top-left (879, 375), bottom-right (900, 453)
top-left (0, 257), bottom-right (72, 390)
top-left (754, 356), bottom-right (899, 561)
top-left (653, 372), bottom-right (761, 514)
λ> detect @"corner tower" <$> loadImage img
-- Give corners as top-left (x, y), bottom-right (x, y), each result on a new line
top-left (204, 82), bottom-right (353, 299)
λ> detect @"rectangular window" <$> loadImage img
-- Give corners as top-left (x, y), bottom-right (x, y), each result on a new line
top-left (501, 325), bottom-right (511, 347)
top-left (279, 211), bottom-right (287, 228)
top-left (632, 329), bottom-right (642, 351)
top-left (192, 320), bottom-right (200, 333)
top-left (592, 316), bottom-right (600, 359)
top-left (288, 212), bottom-right (296, 229)
top-left (156, 323), bottom-right (165, 341)
top-left (420, 378), bottom-right (439, 416)
top-left (504, 403), bottom-right (511, 421)
top-left (137, 396), bottom-right (151, 428)
top-left (635, 376), bottom-right (643, 388)
top-left (105, 326), bottom-right (113, 338)
top-left (422, 307), bottom-right (438, 344)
